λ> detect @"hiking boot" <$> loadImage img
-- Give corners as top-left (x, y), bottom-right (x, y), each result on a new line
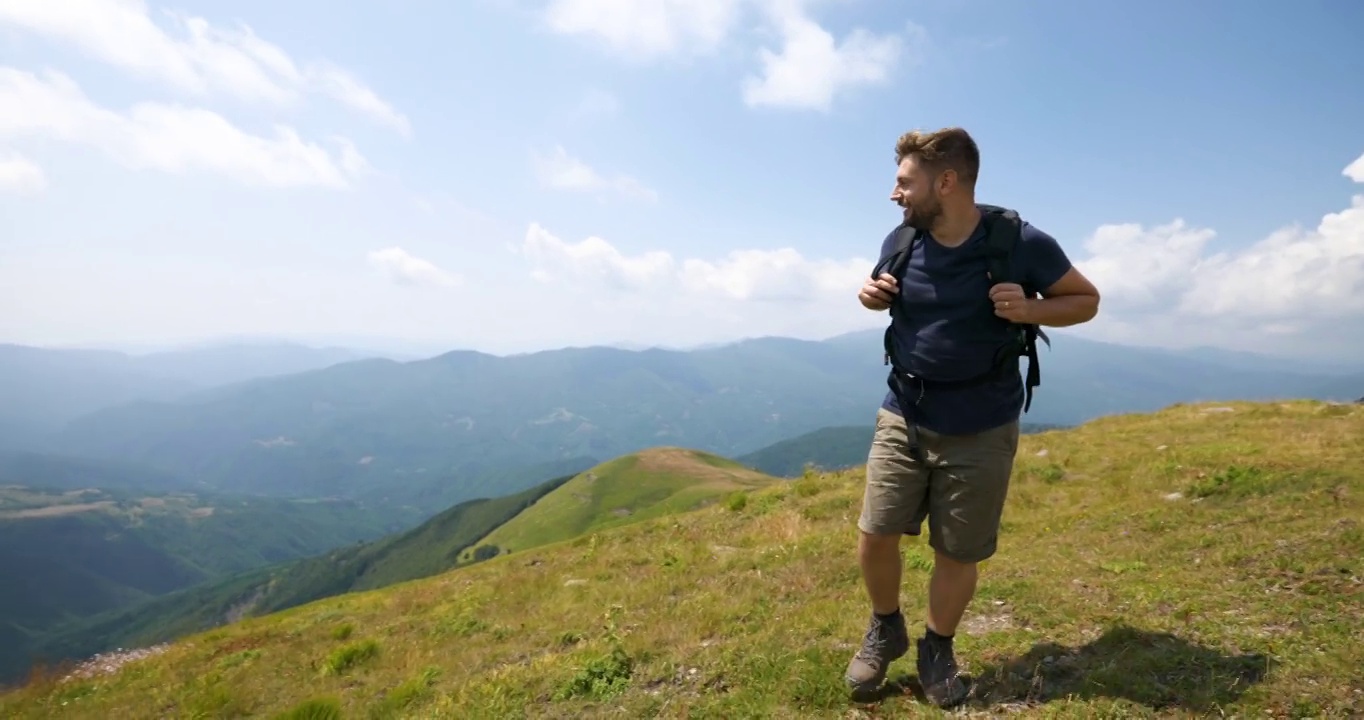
top-left (916, 634), bottom-right (968, 707)
top-left (845, 611), bottom-right (909, 694)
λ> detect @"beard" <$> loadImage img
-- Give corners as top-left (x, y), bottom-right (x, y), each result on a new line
top-left (903, 192), bottom-right (942, 229)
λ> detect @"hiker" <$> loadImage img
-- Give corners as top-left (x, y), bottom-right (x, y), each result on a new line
top-left (846, 126), bottom-right (1100, 706)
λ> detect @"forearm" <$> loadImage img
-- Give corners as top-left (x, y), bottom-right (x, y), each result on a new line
top-left (1028, 294), bottom-right (1098, 327)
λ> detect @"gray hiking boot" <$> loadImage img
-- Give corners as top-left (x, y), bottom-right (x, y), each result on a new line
top-left (845, 611), bottom-right (909, 694)
top-left (916, 635), bottom-right (968, 707)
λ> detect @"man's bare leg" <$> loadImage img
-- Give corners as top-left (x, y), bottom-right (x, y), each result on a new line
top-left (925, 549), bottom-right (977, 636)
top-left (846, 529), bottom-right (911, 693)
top-left (858, 530), bottom-right (903, 614)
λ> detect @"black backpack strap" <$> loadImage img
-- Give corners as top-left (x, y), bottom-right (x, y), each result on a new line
top-left (872, 221), bottom-right (918, 282)
top-left (979, 206), bottom-right (1049, 413)
top-left (874, 221), bottom-right (920, 367)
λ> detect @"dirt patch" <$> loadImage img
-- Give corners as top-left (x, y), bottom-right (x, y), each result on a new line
top-left (960, 605), bottom-right (1017, 636)
top-left (0, 501), bottom-right (116, 519)
top-left (139, 497), bottom-right (167, 508)
top-left (63, 644), bottom-right (171, 682)
top-left (190, 506), bottom-right (215, 518)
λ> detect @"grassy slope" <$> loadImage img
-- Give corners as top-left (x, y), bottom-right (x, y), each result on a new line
top-left (3, 400), bottom-right (1362, 719)
top-left (459, 448), bottom-right (780, 560)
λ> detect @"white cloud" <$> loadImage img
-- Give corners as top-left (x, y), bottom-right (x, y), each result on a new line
top-left (366, 247), bottom-right (460, 288)
top-left (518, 147), bottom-right (1364, 355)
top-left (539, 0), bottom-right (917, 112)
top-left (521, 222), bottom-right (870, 301)
top-left (532, 145), bottom-right (658, 203)
top-left (522, 223), bottom-right (675, 289)
top-left (742, 1), bottom-right (908, 111)
top-left (1073, 149), bottom-right (1364, 347)
top-left (0, 0), bottom-right (410, 135)
top-left (542, 0), bottom-right (739, 59)
top-left (0, 67), bottom-right (366, 188)
top-left (512, 222), bottom-right (882, 347)
top-left (1345, 153), bottom-right (1364, 182)
top-left (0, 151), bottom-right (46, 193)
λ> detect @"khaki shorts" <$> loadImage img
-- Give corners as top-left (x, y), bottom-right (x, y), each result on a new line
top-left (858, 408), bottom-right (1020, 563)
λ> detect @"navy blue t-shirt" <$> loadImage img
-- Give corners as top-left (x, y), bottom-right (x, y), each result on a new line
top-left (876, 216), bottom-right (1073, 435)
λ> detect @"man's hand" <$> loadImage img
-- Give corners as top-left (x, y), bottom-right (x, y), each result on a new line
top-left (989, 282), bottom-right (1031, 323)
top-left (859, 273), bottom-right (898, 311)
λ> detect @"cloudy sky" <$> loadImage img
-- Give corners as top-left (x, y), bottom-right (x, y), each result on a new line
top-left (2, 0), bottom-right (1362, 360)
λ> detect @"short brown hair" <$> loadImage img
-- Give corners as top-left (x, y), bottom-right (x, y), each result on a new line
top-left (895, 127), bottom-right (980, 186)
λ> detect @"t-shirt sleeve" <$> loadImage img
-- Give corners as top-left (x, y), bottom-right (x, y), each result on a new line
top-left (1019, 222), bottom-right (1073, 294)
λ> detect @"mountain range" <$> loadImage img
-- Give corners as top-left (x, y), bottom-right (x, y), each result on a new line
top-left (4, 331), bottom-right (1358, 517)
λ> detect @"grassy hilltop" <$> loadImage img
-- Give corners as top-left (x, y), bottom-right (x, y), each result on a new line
top-left (459, 447), bottom-right (781, 561)
top-left (2, 400), bottom-right (1362, 718)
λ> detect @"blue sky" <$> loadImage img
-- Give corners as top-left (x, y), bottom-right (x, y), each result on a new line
top-left (2, 0), bottom-right (1362, 359)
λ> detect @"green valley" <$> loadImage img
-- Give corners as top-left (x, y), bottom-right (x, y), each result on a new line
top-left (0, 481), bottom-right (394, 684)
top-left (16, 472), bottom-right (579, 683)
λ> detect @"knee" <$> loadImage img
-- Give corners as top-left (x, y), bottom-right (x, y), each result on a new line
top-left (932, 547), bottom-right (981, 574)
top-left (858, 530), bottom-right (901, 559)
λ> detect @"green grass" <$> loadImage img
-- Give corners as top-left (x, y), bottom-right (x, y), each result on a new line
top-left (3, 400), bottom-right (1361, 718)
top-left (459, 447), bottom-right (780, 560)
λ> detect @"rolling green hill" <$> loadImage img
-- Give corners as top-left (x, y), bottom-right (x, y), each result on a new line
top-left (9, 472), bottom-right (578, 686)
top-left (735, 425), bottom-right (876, 477)
top-left (2, 400), bottom-right (1359, 717)
top-left (458, 448), bottom-right (782, 561)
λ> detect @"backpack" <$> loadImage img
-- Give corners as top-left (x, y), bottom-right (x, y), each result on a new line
top-left (873, 203), bottom-right (1049, 417)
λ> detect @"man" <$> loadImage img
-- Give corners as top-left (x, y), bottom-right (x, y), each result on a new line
top-left (845, 127), bottom-right (1100, 706)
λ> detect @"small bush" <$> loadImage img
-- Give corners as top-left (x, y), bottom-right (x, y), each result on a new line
top-left (272, 697), bottom-right (342, 720)
top-left (1188, 465), bottom-right (1272, 499)
top-left (553, 645), bottom-right (633, 701)
top-left (321, 639), bottom-right (379, 676)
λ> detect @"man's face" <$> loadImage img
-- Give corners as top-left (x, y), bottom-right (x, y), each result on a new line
top-left (890, 156), bottom-right (942, 228)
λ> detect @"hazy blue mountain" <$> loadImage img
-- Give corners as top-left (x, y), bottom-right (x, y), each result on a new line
top-left (39, 329), bottom-right (1347, 513)
top-left (0, 345), bottom-right (193, 449)
top-left (1315, 373), bottom-right (1364, 402)
top-left (126, 341), bottom-right (366, 388)
top-left (0, 341), bottom-right (372, 450)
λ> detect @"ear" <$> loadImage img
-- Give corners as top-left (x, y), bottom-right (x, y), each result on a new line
top-left (937, 168), bottom-right (957, 195)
